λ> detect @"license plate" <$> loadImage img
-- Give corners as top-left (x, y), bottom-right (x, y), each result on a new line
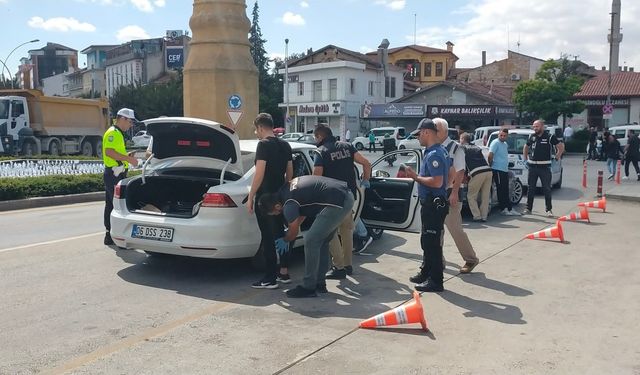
top-left (131, 224), bottom-right (174, 242)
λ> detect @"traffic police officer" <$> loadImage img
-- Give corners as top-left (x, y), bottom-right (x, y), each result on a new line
top-left (404, 118), bottom-right (450, 293)
top-left (523, 120), bottom-right (564, 217)
top-left (103, 108), bottom-right (139, 245)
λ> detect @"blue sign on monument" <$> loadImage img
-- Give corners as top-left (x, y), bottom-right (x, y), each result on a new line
top-left (228, 95), bottom-right (242, 110)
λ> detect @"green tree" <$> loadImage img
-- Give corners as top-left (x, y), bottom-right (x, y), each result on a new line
top-left (514, 57), bottom-right (586, 122)
top-left (0, 76), bottom-right (18, 89)
top-left (109, 70), bottom-right (183, 120)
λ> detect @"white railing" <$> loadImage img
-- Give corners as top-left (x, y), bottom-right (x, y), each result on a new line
top-left (0, 159), bottom-right (105, 178)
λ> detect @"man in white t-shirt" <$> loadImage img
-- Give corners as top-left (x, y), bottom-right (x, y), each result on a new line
top-left (563, 125), bottom-right (574, 142)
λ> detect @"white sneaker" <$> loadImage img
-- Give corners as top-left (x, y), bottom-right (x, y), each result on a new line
top-left (622, 176), bottom-right (629, 180)
top-left (506, 210), bottom-right (521, 216)
top-left (500, 208), bottom-right (510, 215)
top-left (522, 209), bottom-right (531, 215)
top-left (546, 210), bottom-right (554, 217)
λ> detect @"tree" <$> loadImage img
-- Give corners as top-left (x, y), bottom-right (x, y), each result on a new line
top-left (249, 1), bottom-right (269, 79)
top-left (109, 70), bottom-right (183, 120)
top-left (0, 76), bottom-right (18, 89)
top-left (514, 57), bottom-right (586, 123)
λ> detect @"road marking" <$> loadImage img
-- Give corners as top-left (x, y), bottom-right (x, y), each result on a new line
top-left (0, 232), bottom-right (103, 254)
top-left (40, 290), bottom-right (261, 375)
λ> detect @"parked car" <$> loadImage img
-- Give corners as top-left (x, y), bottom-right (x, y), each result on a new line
top-left (397, 128), bottom-right (459, 151)
top-left (131, 130), bottom-right (152, 148)
top-left (351, 127), bottom-right (406, 151)
top-left (280, 132), bottom-right (304, 141)
top-left (486, 129), bottom-right (563, 189)
top-left (110, 117), bottom-right (405, 262)
top-left (609, 124), bottom-right (640, 148)
top-left (472, 126), bottom-right (502, 147)
top-left (293, 134), bottom-right (317, 145)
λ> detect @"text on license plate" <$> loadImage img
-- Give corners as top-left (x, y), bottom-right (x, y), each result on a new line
top-left (132, 224), bottom-right (174, 242)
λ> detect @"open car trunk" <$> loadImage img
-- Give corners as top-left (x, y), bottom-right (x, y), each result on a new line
top-left (126, 174), bottom-right (219, 218)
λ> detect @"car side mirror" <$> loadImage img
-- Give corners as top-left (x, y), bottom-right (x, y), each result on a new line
top-left (372, 170), bottom-right (390, 178)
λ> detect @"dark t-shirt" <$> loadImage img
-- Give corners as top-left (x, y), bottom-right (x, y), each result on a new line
top-left (255, 136), bottom-right (292, 196)
top-left (628, 135), bottom-right (640, 157)
top-left (314, 137), bottom-right (358, 196)
top-left (278, 176), bottom-right (349, 223)
top-left (526, 131), bottom-right (559, 162)
top-left (605, 139), bottom-right (621, 159)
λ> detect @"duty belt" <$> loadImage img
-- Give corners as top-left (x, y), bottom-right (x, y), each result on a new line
top-left (527, 160), bottom-right (551, 165)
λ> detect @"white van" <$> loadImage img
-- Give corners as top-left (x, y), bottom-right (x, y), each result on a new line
top-left (352, 127), bottom-right (406, 150)
top-left (609, 124), bottom-right (640, 148)
top-left (473, 126), bottom-right (502, 147)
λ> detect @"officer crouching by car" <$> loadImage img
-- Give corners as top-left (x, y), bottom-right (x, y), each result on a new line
top-left (404, 118), bottom-right (450, 293)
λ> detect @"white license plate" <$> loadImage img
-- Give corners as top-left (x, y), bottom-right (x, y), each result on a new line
top-left (131, 224), bottom-right (174, 242)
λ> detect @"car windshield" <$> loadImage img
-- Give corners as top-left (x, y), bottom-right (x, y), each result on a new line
top-left (0, 100), bottom-right (9, 120)
top-left (488, 133), bottom-right (530, 154)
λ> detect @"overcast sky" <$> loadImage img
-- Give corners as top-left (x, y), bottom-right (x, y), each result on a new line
top-left (1, 0), bottom-right (638, 78)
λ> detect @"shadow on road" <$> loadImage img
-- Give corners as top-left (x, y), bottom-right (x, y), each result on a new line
top-left (439, 290), bottom-right (527, 325)
top-left (458, 272), bottom-right (533, 297)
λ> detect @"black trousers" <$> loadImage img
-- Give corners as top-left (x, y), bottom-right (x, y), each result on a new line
top-left (625, 155), bottom-right (640, 176)
top-left (255, 199), bottom-right (289, 280)
top-left (103, 169), bottom-right (126, 231)
top-left (419, 197), bottom-right (449, 286)
top-left (526, 165), bottom-right (552, 211)
top-left (588, 142), bottom-right (598, 160)
top-left (493, 170), bottom-right (511, 211)
top-left (368, 141), bottom-right (376, 152)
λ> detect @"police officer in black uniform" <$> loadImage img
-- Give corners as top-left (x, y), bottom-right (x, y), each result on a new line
top-left (312, 124), bottom-right (371, 279)
top-left (523, 120), bottom-right (564, 217)
top-left (404, 118), bottom-right (450, 293)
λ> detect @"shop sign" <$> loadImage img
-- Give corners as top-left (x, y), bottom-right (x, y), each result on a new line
top-left (297, 101), bottom-right (341, 116)
top-left (361, 103), bottom-right (426, 118)
top-left (428, 105), bottom-right (495, 117)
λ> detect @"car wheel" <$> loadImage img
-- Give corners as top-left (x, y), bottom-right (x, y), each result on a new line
top-left (398, 145), bottom-right (408, 156)
top-left (552, 169), bottom-right (563, 189)
top-left (48, 140), bottom-right (61, 156)
top-left (355, 142), bottom-right (364, 151)
top-left (367, 227), bottom-right (384, 240)
top-left (81, 140), bottom-right (94, 157)
top-left (510, 178), bottom-right (523, 206)
top-left (21, 141), bottom-right (36, 157)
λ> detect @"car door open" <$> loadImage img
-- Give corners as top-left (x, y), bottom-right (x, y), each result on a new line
top-left (361, 149), bottom-right (421, 233)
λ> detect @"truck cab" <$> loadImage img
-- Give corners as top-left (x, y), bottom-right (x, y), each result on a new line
top-left (0, 96), bottom-right (31, 154)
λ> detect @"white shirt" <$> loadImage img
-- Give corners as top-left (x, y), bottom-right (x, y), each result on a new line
top-left (564, 127), bottom-right (574, 138)
top-left (345, 129), bottom-right (351, 140)
top-left (442, 137), bottom-right (465, 172)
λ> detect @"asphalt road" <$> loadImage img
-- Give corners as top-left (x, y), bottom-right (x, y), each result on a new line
top-left (1, 155), bottom-right (639, 374)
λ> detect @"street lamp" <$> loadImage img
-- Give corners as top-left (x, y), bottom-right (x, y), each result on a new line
top-left (284, 38), bottom-right (290, 133)
top-left (2, 39), bottom-right (40, 89)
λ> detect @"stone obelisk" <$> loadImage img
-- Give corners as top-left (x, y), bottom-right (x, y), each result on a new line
top-left (184, 0), bottom-right (258, 139)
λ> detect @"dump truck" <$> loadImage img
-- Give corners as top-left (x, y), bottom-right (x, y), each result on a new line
top-left (0, 89), bottom-right (109, 157)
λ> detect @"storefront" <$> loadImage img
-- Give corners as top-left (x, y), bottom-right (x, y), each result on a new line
top-left (359, 103), bottom-right (427, 132)
top-left (285, 100), bottom-right (360, 138)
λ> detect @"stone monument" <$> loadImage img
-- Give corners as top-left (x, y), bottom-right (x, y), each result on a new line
top-left (184, 0), bottom-right (258, 139)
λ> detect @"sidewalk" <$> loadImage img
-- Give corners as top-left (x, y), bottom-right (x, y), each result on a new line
top-left (606, 178), bottom-right (640, 202)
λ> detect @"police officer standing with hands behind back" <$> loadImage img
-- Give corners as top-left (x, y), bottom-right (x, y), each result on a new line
top-left (404, 118), bottom-right (450, 293)
top-left (523, 120), bottom-right (564, 217)
top-left (103, 108), bottom-right (139, 245)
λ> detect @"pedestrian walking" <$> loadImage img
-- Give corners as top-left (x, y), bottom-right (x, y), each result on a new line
top-left (103, 108), bottom-right (139, 245)
top-left (258, 176), bottom-right (355, 298)
top-left (489, 128), bottom-right (520, 216)
top-left (460, 132), bottom-right (493, 221)
top-left (312, 125), bottom-right (371, 279)
top-left (368, 131), bottom-right (377, 152)
top-left (623, 130), bottom-right (640, 181)
top-left (563, 125), bottom-right (574, 143)
top-left (434, 118), bottom-right (480, 274)
top-left (588, 127), bottom-right (598, 160)
top-left (605, 134), bottom-right (622, 180)
top-left (345, 129), bottom-right (351, 143)
top-left (403, 118), bottom-right (449, 292)
top-left (246, 113), bottom-right (294, 289)
top-left (522, 120), bottom-right (564, 217)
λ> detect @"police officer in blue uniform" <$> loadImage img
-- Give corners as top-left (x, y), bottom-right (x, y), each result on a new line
top-left (404, 118), bottom-right (450, 292)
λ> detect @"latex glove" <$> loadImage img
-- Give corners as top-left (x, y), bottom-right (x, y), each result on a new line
top-left (360, 179), bottom-right (371, 189)
top-left (275, 238), bottom-right (289, 256)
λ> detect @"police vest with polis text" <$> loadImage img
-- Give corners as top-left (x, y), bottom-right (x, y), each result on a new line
top-left (527, 131), bottom-right (559, 165)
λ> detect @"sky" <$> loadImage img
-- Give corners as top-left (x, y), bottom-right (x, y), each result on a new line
top-left (1, 0), bottom-right (639, 79)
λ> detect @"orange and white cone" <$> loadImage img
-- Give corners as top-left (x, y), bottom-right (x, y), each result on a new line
top-left (578, 197), bottom-right (606, 212)
top-left (359, 291), bottom-right (428, 332)
top-left (525, 220), bottom-right (565, 242)
top-left (558, 207), bottom-right (590, 223)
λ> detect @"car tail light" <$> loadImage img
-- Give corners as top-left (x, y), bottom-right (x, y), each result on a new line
top-left (114, 182), bottom-right (123, 199)
top-left (201, 193), bottom-right (237, 208)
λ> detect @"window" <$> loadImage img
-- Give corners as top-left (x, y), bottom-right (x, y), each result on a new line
top-left (350, 78), bottom-right (356, 95)
top-left (368, 81), bottom-right (374, 96)
top-left (292, 151), bottom-right (311, 177)
top-left (435, 62), bottom-right (443, 77)
top-left (385, 77), bottom-right (396, 98)
top-left (298, 81), bottom-right (304, 96)
top-left (425, 62), bottom-right (432, 77)
top-left (329, 78), bottom-right (337, 100)
top-left (11, 100), bottom-right (24, 117)
top-left (313, 80), bottom-right (322, 101)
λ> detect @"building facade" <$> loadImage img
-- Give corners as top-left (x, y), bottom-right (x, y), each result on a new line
top-left (21, 43), bottom-right (78, 89)
top-left (279, 45), bottom-right (404, 138)
top-left (452, 50), bottom-right (545, 86)
top-left (367, 43), bottom-right (458, 85)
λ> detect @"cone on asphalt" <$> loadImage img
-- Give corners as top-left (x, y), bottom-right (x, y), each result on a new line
top-left (578, 197), bottom-right (606, 212)
top-left (558, 207), bottom-right (590, 223)
top-left (525, 220), bottom-right (565, 243)
top-left (359, 291), bottom-right (428, 332)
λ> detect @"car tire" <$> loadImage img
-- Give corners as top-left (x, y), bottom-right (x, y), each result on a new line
top-left (552, 169), bottom-right (563, 189)
top-left (81, 140), bottom-right (94, 157)
top-left (510, 178), bottom-right (523, 206)
top-left (21, 141), bottom-right (36, 157)
top-left (367, 227), bottom-right (384, 240)
top-left (48, 140), bottom-right (61, 156)
top-left (398, 145), bottom-right (408, 156)
top-left (355, 142), bottom-right (364, 151)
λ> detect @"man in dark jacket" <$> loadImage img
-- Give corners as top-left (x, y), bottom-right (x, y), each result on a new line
top-left (605, 134), bottom-right (622, 180)
top-left (623, 130), bottom-right (640, 181)
top-left (460, 133), bottom-right (493, 221)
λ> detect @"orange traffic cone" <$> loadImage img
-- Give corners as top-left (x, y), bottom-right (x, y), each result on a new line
top-left (558, 207), bottom-right (590, 223)
top-left (359, 291), bottom-right (428, 332)
top-left (525, 220), bottom-right (565, 242)
top-left (578, 197), bottom-right (606, 212)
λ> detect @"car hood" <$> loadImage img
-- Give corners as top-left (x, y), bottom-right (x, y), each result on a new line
top-left (145, 117), bottom-right (243, 175)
